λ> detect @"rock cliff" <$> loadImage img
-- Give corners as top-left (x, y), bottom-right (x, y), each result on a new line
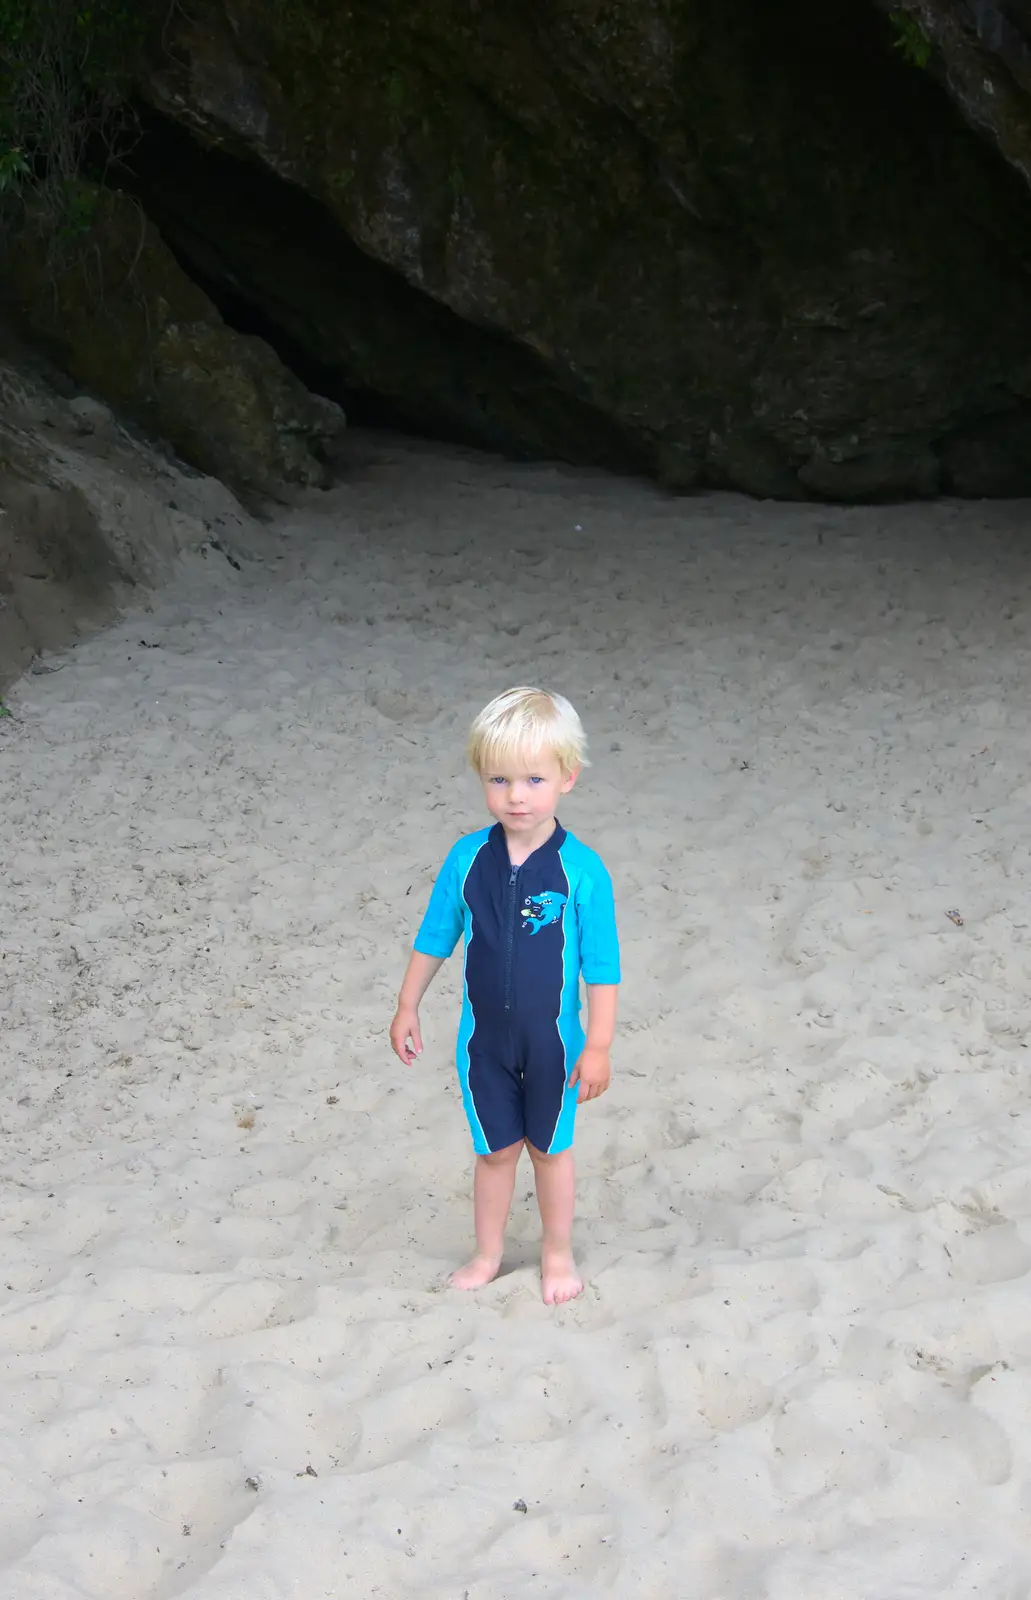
top-left (123, 0), bottom-right (1031, 497)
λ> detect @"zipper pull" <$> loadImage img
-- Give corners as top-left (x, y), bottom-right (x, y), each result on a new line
top-left (509, 866), bottom-right (518, 886)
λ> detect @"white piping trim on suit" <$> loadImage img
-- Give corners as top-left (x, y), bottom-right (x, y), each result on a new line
top-left (546, 853), bottom-right (572, 1155)
top-left (460, 841), bottom-right (491, 1153)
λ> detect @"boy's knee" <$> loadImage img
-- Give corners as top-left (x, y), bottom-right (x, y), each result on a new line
top-left (526, 1142), bottom-right (566, 1165)
top-left (479, 1142), bottom-right (523, 1168)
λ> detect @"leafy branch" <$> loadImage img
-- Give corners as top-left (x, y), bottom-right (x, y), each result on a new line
top-left (889, 9), bottom-right (933, 69)
top-left (0, 0), bottom-right (172, 258)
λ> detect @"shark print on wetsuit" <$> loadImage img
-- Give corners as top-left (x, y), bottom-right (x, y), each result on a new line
top-left (522, 891), bottom-right (567, 934)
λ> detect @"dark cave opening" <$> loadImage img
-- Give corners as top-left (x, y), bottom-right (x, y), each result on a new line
top-left (177, 262), bottom-right (417, 437)
top-left (117, 109), bottom-right (651, 472)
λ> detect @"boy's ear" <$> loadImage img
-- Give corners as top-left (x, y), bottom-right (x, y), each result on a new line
top-left (561, 765), bottom-right (580, 794)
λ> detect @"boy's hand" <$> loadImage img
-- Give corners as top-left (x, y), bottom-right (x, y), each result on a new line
top-left (390, 1007), bottom-right (423, 1066)
top-left (569, 1045), bottom-right (610, 1103)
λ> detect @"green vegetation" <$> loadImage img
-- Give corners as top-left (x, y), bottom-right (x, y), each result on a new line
top-left (889, 9), bottom-right (933, 70)
top-left (0, 0), bottom-right (170, 247)
top-left (0, 144), bottom-right (30, 193)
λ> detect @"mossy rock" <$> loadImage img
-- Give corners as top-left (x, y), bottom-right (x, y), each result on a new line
top-left (5, 188), bottom-right (345, 495)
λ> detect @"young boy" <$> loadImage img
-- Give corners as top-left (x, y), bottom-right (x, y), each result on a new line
top-left (390, 686), bottom-right (620, 1305)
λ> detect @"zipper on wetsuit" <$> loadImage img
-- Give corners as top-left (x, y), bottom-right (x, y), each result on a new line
top-left (503, 863), bottom-right (519, 1012)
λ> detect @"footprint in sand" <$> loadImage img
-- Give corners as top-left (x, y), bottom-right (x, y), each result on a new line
top-left (901, 1400), bottom-right (1012, 1487)
top-left (229, 1178), bottom-right (306, 1217)
top-left (946, 1222), bottom-right (1031, 1287)
top-left (0, 1293), bottom-right (77, 1356)
top-left (365, 686), bottom-right (438, 723)
top-left (348, 1367), bottom-right (476, 1470)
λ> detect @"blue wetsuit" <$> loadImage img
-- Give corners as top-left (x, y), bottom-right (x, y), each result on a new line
top-left (414, 822), bottom-right (620, 1155)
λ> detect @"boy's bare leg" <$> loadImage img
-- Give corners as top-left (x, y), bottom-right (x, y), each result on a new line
top-left (527, 1144), bottom-right (583, 1304)
top-left (450, 1141), bottom-right (523, 1289)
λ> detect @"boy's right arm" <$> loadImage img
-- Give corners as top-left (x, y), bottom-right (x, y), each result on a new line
top-left (392, 841), bottom-right (465, 1066)
top-left (390, 951), bottom-right (445, 1065)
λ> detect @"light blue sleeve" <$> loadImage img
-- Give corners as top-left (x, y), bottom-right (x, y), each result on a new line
top-left (577, 861), bottom-right (621, 985)
top-left (413, 843), bottom-right (465, 959)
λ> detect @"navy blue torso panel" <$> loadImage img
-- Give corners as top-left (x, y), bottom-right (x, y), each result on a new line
top-left (464, 824), bottom-right (569, 1033)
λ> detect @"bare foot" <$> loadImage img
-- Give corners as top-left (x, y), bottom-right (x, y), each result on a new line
top-left (449, 1253), bottom-right (503, 1290)
top-left (541, 1245), bottom-right (583, 1305)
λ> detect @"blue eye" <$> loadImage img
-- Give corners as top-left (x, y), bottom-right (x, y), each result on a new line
top-left (489, 776), bottom-right (507, 785)
top-left (529, 776), bottom-right (543, 785)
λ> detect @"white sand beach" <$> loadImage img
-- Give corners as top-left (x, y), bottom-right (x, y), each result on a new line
top-left (4, 437), bottom-right (1031, 1598)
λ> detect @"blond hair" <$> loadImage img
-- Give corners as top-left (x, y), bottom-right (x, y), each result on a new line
top-left (467, 686), bottom-right (588, 778)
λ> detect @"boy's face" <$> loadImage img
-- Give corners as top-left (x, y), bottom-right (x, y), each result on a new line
top-left (479, 747), bottom-right (578, 836)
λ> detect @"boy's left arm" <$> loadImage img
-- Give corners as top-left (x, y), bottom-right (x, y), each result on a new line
top-left (569, 984), bottom-right (618, 1101)
top-left (570, 860), bottom-right (621, 1102)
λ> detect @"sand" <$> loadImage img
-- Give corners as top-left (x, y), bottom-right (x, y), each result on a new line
top-left (3, 436), bottom-right (1031, 1599)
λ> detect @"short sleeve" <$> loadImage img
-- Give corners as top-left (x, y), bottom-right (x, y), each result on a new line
top-left (413, 844), bottom-right (466, 959)
top-left (577, 862), bottom-right (621, 985)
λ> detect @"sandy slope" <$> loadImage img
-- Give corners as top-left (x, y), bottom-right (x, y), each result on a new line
top-left (3, 438), bottom-right (1031, 1599)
